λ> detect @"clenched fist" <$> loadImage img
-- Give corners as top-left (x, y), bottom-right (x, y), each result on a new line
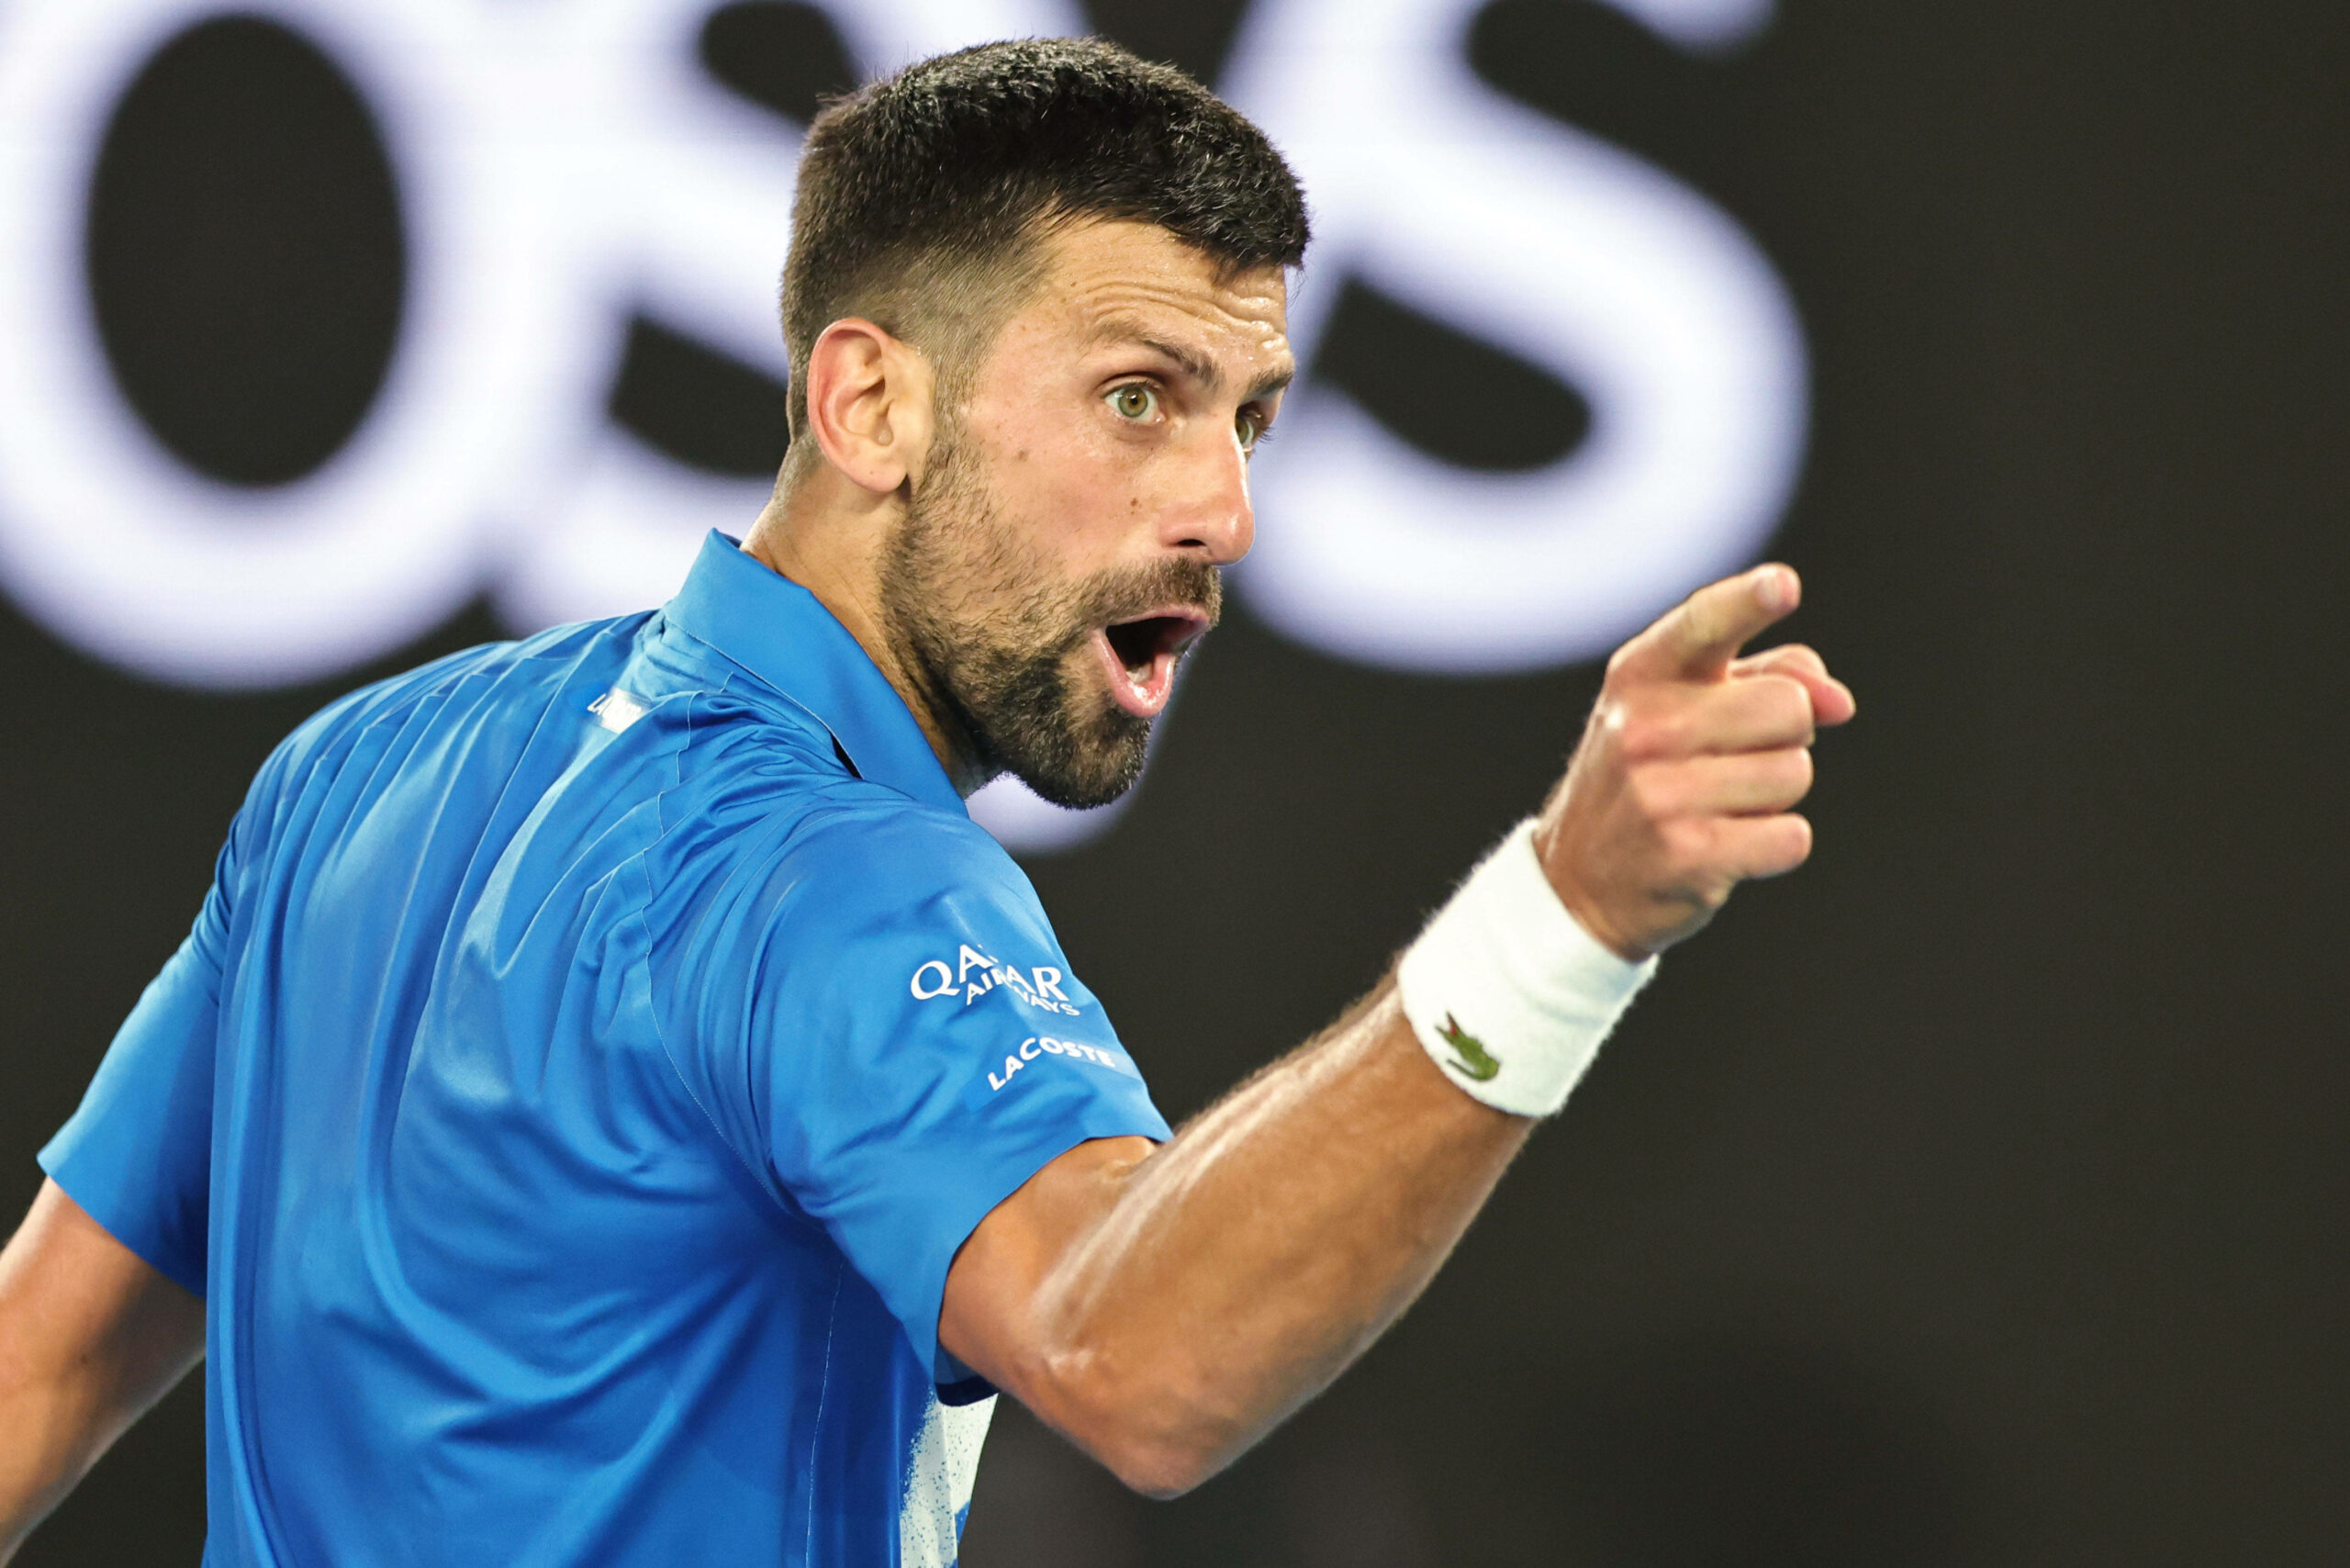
top-left (1537, 565), bottom-right (1856, 961)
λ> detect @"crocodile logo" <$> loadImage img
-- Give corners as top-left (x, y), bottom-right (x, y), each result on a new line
top-left (1436, 1014), bottom-right (1501, 1081)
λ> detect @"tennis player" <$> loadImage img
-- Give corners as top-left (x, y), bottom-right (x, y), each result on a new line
top-left (0, 38), bottom-right (1852, 1568)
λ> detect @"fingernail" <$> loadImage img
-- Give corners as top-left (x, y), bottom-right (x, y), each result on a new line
top-left (1756, 566), bottom-right (1795, 613)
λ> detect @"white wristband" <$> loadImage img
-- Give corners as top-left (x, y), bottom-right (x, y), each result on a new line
top-left (1396, 819), bottom-right (1658, 1117)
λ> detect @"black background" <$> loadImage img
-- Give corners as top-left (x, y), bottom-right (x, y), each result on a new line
top-left (8, 0), bottom-right (2348, 1562)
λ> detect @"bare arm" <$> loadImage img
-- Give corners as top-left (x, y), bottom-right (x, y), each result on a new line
top-left (0, 1180), bottom-right (206, 1563)
top-left (944, 981), bottom-right (1521, 1495)
top-left (940, 566), bottom-right (1856, 1495)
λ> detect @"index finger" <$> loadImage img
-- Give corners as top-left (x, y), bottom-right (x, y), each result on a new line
top-left (1615, 565), bottom-right (1801, 683)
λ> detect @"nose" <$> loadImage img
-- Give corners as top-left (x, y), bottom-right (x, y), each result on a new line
top-left (1159, 420), bottom-right (1256, 566)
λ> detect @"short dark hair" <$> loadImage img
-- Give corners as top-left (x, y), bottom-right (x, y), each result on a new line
top-left (779, 38), bottom-right (1310, 440)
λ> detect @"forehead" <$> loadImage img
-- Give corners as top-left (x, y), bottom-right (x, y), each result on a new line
top-left (1007, 218), bottom-right (1292, 374)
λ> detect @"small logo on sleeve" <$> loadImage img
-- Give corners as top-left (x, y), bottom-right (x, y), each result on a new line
top-left (1436, 1014), bottom-right (1502, 1082)
top-left (909, 945), bottom-right (1082, 1017)
top-left (984, 1034), bottom-right (1140, 1093)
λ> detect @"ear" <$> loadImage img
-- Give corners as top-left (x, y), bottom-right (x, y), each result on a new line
top-left (800, 319), bottom-right (937, 497)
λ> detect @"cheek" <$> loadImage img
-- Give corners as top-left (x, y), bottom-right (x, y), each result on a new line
top-left (985, 431), bottom-right (1150, 566)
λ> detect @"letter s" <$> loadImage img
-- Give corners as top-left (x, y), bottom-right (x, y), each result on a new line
top-left (1222, 0), bottom-right (1807, 672)
top-left (495, 0), bottom-right (1089, 633)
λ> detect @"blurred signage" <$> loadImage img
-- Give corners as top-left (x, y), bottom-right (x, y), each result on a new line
top-left (0, 0), bottom-right (1804, 849)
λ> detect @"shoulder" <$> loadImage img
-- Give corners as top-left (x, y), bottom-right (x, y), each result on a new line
top-left (673, 778), bottom-right (1073, 1000)
top-left (767, 787), bottom-right (1046, 935)
top-left (654, 779), bottom-right (1099, 1077)
top-left (197, 618), bottom-right (657, 883)
top-left (727, 789), bottom-right (1102, 1047)
top-left (252, 619), bottom-right (610, 761)
top-left (297, 618), bottom-right (648, 749)
top-left (255, 618), bottom-right (649, 795)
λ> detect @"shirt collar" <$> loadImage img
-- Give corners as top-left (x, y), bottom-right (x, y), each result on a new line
top-left (662, 531), bottom-right (965, 815)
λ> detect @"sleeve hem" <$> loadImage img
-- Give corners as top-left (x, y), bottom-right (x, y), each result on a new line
top-left (36, 1148), bottom-right (207, 1299)
top-left (911, 1110), bottom-right (1171, 1389)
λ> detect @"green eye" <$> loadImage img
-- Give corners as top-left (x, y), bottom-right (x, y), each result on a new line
top-left (1236, 409), bottom-right (1266, 453)
top-left (1107, 384), bottom-right (1158, 421)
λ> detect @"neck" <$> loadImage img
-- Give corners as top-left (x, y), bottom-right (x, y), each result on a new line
top-left (741, 460), bottom-right (995, 797)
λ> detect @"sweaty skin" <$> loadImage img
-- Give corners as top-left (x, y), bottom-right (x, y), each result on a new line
top-left (747, 218), bottom-right (1290, 799)
top-left (753, 217), bottom-right (1855, 1495)
top-left (934, 565), bottom-right (1848, 1496)
top-left (0, 218), bottom-right (1855, 1542)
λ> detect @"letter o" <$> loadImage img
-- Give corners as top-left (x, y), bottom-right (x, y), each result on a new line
top-left (0, 0), bottom-right (593, 686)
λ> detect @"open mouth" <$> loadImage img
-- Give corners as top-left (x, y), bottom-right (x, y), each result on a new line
top-left (1095, 610), bottom-right (1209, 719)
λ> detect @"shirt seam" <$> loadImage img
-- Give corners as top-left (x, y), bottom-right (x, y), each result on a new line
top-left (630, 683), bottom-right (777, 1203)
top-left (803, 1260), bottom-right (846, 1566)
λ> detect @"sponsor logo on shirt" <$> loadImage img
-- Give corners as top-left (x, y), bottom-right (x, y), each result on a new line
top-left (587, 687), bottom-right (647, 733)
top-left (984, 1034), bottom-right (1139, 1094)
top-left (909, 945), bottom-right (1081, 1017)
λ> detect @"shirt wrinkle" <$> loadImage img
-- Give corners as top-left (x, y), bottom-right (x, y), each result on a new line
top-left (40, 531), bottom-right (1168, 1568)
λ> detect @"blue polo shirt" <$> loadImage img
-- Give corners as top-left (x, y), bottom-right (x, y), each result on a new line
top-left (40, 532), bottom-right (1169, 1568)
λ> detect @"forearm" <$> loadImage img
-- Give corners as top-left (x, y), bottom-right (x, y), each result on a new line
top-left (948, 567), bottom-right (1852, 1496)
top-left (0, 1182), bottom-right (205, 1562)
top-left (1002, 977), bottom-right (1529, 1493)
top-left (0, 1369), bottom-right (122, 1561)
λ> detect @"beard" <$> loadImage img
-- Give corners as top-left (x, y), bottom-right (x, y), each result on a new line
top-left (877, 432), bottom-right (1219, 810)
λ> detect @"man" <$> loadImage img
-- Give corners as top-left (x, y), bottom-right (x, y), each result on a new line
top-left (0, 37), bottom-right (1852, 1568)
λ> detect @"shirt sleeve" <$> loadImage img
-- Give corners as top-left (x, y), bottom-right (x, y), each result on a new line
top-left (38, 817), bottom-right (249, 1297)
top-left (664, 799), bottom-right (1171, 1384)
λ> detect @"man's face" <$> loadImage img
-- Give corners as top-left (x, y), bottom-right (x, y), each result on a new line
top-left (878, 219), bottom-right (1292, 808)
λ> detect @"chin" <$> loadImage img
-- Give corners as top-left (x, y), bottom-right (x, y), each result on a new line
top-left (1002, 711), bottom-right (1151, 810)
top-left (1010, 753), bottom-right (1146, 812)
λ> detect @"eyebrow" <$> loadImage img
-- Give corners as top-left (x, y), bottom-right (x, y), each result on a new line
top-left (1091, 321), bottom-right (1295, 404)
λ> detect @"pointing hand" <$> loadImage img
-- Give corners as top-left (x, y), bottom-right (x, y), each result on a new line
top-left (1534, 565), bottom-right (1856, 960)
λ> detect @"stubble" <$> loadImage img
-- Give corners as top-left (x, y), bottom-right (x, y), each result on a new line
top-left (877, 434), bottom-right (1218, 808)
